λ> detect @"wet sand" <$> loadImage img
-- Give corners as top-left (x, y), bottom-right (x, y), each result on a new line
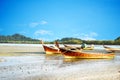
top-left (0, 44), bottom-right (120, 80)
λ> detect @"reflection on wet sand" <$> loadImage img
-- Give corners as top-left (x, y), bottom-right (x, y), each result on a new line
top-left (63, 58), bottom-right (114, 62)
top-left (45, 54), bottom-right (62, 60)
top-left (45, 51), bottom-right (115, 63)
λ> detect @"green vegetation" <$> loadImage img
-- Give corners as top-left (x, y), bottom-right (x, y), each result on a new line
top-left (0, 33), bottom-right (120, 45)
top-left (57, 37), bottom-right (82, 44)
top-left (114, 36), bottom-right (120, 44)
top-left (56, 37), bottom-right (120, 45)
top-left (57, 38), bottom-right (120, 45)
top-left (0, 33), bottom-right (40, 44)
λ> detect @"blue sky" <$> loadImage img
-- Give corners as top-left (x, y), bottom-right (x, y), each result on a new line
top-left (0, 0), bottom-right (120, 41)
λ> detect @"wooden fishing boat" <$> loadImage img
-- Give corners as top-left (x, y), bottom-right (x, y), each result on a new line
top-left (103, 45), bottom-right (120, 52)
top-left (59, 48), bottom-right (115, 59)
top-left (63, 44), bottom-right (81, 50)
top-left (41, 40), bottom-right (60, 54)
top-left (83, 47), bottom-right (94, 50)
top-left (64, 44), bottom-right (94, 50)
top-left (42, 45), bottom-right (60, 54)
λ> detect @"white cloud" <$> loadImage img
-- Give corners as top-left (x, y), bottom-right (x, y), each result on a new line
top-left (29, 22), bottom-right (40, 27)
top-left (89, 32), bottom-right (98, 37)
top-left (34, 30), bottom-right (53, 36)
top-left (29, 20), bottom-right (48, 27)
top-left (37, 37), bottom-right (52, 41)
top-left (40, 20), bottom-right (48, 25)
top-left (19, 31), bottom-right (28, 35)
top-left (34, 30), bottom-right (54, 41)
top-left (73, 32), bottom-right (98, 40)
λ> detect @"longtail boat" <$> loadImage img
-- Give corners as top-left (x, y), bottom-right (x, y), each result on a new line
top-left (41, 40), bottom-right (60, 54)
top-left (83, 46), bottom-right (94, 50)
top-left (43, 45), bottom-right (60, 54)
top-left (64, 44), bottom-right (94, 50)
top-left (59, 48), bottom-right (115, 59)
top-left (63, 44), bottom-right (81, 50)
top-left (103, 45), bottom-right (120, 52)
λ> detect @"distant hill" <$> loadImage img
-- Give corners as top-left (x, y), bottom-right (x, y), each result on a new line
top-left (57, 37), bottom-right (82, 44)
top-left (56, 37), bottom-right (120, 45)
top-left (0, 33), bottom-right (39, 43)
top-left (115, 36), bottom-right (120, 41)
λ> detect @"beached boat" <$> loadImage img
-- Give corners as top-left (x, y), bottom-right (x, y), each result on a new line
top-left (103, 45), bottom-right (120, 52)
top-left (63, 44), bottom-right (81, 50)
top-left (64, 44), bottom-right (94, 50)
top-left (59, 48), bottom-right (115, 59)
top-left (42, 45), bottom-right (60, 54)
top-left (83, 47), bottom-right (94, 50)
top-left (41, 40), bottom-right (60, 54)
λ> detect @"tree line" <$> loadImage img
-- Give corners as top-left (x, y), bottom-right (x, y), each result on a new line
top-left (0, 33), bottom-right (120, 44)
top-left (0, 34), bottom-right (40, 44)
top-left (56, 37), bottom-right (120, 45)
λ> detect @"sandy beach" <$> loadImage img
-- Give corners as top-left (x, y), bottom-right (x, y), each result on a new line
top-left (0, 43), bottom-right (44, 53)
top-left (0, 44), bottom-right (120, 80)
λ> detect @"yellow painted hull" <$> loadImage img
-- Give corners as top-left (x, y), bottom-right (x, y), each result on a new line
top-left (60, 48), bottom-right (115, 59)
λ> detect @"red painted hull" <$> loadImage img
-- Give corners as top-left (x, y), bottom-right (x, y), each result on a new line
top-left (43, 45), bottom-right (60, 54)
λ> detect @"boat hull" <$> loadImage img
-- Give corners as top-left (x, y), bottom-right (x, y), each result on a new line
top-left (60, 48), bottom-right (115, 59)
top-left (83, 47), bottom-right (94, 50)
top-left (103, 45), bottom-right (120, 52)
top-left (43, 45), bottom-right (60, 54)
